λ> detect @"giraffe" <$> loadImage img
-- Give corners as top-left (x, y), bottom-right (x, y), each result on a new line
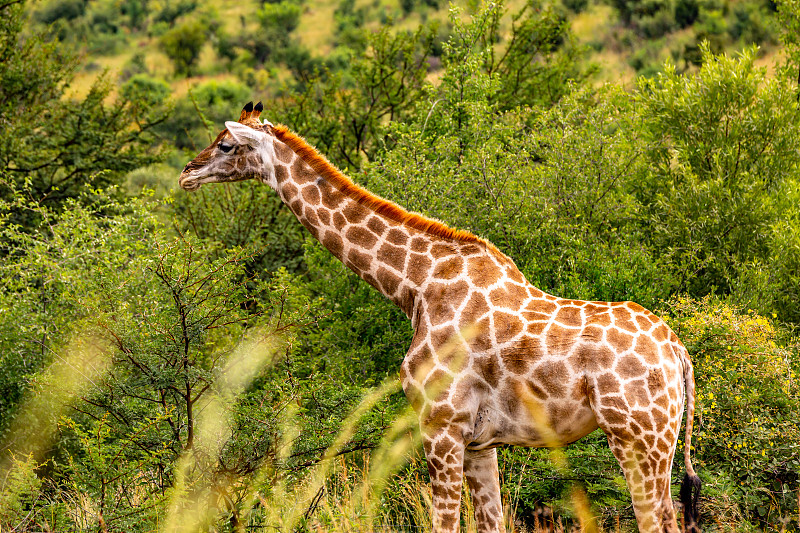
top-left (179, 102), bottom-right (702, 533)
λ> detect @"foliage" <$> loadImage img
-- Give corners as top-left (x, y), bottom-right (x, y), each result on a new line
top-left (636, 45), bottom-right (800, 317)
top-left (776, 0), bottom-right (800, 91)
top-left (155, 0), bottom-right (199, 27)
top-left (664, 296), bottom-right (800, 529)
top-left (297, 242), bottom-right (412, 387)
top-left (0, 1), bottom-right (167, 232)
top-left (172, 180), bottom-right (308, 274)
top-left (156, 78), bottom-right (251, 150)
top-left (0, 190), bottom-right (323, 529)
top-left (160, 19), bottom-right (209, 76)
top-left (121, 73), bottom-right (172, 110)
top-left (34, 0), bottom-right (86, 24)
top-left (276, 22), bottom-right (439, 170)
top-left (457, 1), bottom-right (593, 109)
top-left (369, 44), bottom-right (663, 304)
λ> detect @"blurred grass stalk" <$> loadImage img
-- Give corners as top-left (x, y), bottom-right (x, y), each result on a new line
top-left (1, 325), bottom-right (610, 532)
top-left (162, 326), bottom-right (482, 532)
top-left (162, 330), bottom-right (283, 533)
top-left (520, 381), bottom-right (601, 532)
top-left (0, 335), bottom-right (113, 523)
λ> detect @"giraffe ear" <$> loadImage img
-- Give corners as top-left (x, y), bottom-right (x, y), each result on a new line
top-left (238, 101), bottom-right (254, 122)
top-left (225, 121), bottom-right (262, 146)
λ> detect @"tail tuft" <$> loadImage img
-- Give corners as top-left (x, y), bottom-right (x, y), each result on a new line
top-left (680, 472), bottom-right (702, 532)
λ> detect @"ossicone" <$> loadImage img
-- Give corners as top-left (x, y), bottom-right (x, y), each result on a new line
top-left (239, 101), bottom-right (255, 122)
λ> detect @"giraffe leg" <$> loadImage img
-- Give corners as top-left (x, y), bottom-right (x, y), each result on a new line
top-left (606, 436), bottom-right (680, 533)
top-left (463, 448), bottom-right (505, 533)
top-left (423, 431), bottom-right (466, 533)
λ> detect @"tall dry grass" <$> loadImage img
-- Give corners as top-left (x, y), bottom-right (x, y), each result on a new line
top-left (0, 335), bottom-right (113, 529)
top-left (0, 327), bottom-right (617, 533)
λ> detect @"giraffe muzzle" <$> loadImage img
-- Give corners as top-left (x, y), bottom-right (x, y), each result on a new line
top-left (179, 172), bottom-right (201, 191)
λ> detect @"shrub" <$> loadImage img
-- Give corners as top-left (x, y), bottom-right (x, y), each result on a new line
top-left (663, 296), bottom-right (800, 528)
top-left (636, 45), bottom-right (800, 311)
top-left (259, 0), bottom-right (301, 34)
top-left (154, 0), bottom-right (198, 26)
top-left (0, 191), bottom-right (323, 530)
top-left (120, 74), bottom-right (171, 107)
top-left (675, 0), bottom-right (700, 26)
top-left (730, 1), bottom-right (775, 44)
top-left (159, 19), bottom-right (208, 76)
top-left (33, 0), bottom-right (84, 24)
top-left (563, 0), bottom-right (589, 13)
top-left (154, 79), bottom-right (250, 150)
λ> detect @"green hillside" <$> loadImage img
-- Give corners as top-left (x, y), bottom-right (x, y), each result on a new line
top-left (31, 0), bottom-right (787, 97)
top-left (2, 0), bottom-right (800, 531)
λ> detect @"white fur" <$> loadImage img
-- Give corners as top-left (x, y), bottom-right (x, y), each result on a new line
top-left (257, 140), bottom-right (278, 191)
top-left (225, 121), bottom-right (263, 146)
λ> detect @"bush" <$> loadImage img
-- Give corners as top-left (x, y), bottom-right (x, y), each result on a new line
top-left (0, 1), bottom-right (166, 231)
top-left (259, 0), bottom-right (301, 33)
top-left (636, 45), bottom-right (800, 311)
top-left (120, 73), bottom-right (171, 107)
top-left (663, 296), bottom-right (800, 528)
top-left (160, 19), bottom-right (208, 76)
top-left (730, 1), bottom-right (775, 44)
top-left (33, 0), bottom-right (84, 24)
top-left (562, 0), bottom-right (589, 13)
top-left (0, 191), bottom-right (323, 530)
top-left (154, 0), bottom-right (198, 26)
top-left (637, 9), bottom-right (677, 38)
top-left (154, 78), bottom-right (250, 150)
top-left (675, 0), bottom-right (699, 26)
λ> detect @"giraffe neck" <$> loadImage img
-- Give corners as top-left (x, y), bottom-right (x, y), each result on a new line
top-left (271, 138), bottom-right (435, 318)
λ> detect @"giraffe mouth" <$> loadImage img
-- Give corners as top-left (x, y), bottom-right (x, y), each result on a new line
top-left (178, 176), bottom-right (201, 191)
top-left (179, 172), bottom-right (204, 191)
top-left (180, 172), bottom-right (256, 191)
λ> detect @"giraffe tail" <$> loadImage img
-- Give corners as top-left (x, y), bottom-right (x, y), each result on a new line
top-left (679, 349), bottom-right (701, 532)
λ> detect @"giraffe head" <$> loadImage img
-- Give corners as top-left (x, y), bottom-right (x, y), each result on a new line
top-left (179, 101), bottom-right (278, 192)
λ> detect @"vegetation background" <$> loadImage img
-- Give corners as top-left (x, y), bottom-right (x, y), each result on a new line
top-left (1, 0), bottom-right (800, 530)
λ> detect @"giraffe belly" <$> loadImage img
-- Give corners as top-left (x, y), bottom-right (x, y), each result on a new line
top-left (467, 397), bottom-right (599, 450)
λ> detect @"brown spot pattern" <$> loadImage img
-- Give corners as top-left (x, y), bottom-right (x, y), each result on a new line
top-left (244, 123), bottom-right (698, 533)
top-left (377, 243), bottom-right (407, 272)
top-left (343, 202), bottom-right (369, 224)
top-left (467, 256), bottom-right (502, 288)
top-left (346, 226), bottom-right (378, 249)
top-left (410, 237), bottom-right (429, 252)
top-left (302, 185), bottom-right (320, 205)
top-left (494, 311), bottom-right (524, 340)
top-left (435, 256), bottom-right (464, 280)
top-left (367, 217), bottom-right (387, 235)
top-left (387, 228), bottom-right (409, 245)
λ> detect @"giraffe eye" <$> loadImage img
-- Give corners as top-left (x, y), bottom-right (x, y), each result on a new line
top-left (218, 142), bottom-right (234, 153)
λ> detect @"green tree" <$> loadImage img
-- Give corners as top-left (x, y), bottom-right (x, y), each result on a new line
top-left (156, 79), bottom-right (250, 150)
top-left (636, 45), bottom-right (800, 306)
top-left (278, 23), bottom-right (438, 170)
top-left (481, 0), bottom-right (593, 108)
top-left (160, 19), bottom-right (208, 75)
top-left (776, 0), bottom-right (800, 96)
top-left (0, 190), bottom-right (321, 530)
top-left (0, 0), bottom-right (166, 231)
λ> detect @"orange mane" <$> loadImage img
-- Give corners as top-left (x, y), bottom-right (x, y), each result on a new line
top-left (272, 124), bottom-right (499, 254)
